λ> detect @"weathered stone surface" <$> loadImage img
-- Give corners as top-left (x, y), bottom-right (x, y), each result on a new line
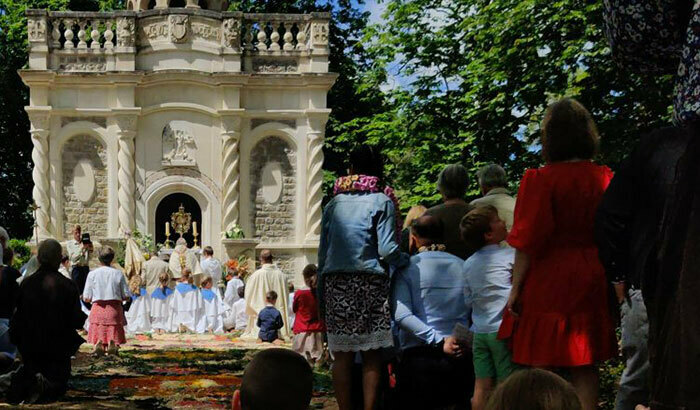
top-left (249, 136), bottom-right (295, 243)
top-left (62, 135), bottom-right (108, 238)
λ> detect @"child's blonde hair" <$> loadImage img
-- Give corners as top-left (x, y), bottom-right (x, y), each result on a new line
top-left (182, 268), bottom-right (193, 284)
top-left (158, 271), bottom-right (169, 286)
top-left (485, 369), bottom-right (582, 410)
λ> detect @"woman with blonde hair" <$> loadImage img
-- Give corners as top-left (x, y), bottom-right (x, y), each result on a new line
top-left (498, 98), bottom-right (616, 410)
top-left (400, 205), bottom-right (427, 253)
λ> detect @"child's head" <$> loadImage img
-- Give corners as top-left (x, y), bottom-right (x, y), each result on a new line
top-left (408, 215), bottom-right (444, 253)
top-left (302, 264), bottom-right (318, 289)
top-left (201, 275), bottom-right (213, 289)
top-left (460, 205), bottom-right (507, 249)
top-left (158, 271), bottom-right (170, 287)
top-left (485, 369), bottom-right (582, 410)
top-left (61, 254), bottom-right (70, 268)
top-left (181, 268), bottom-right (193, 283)
top-left (237, 285), bottom-right (245, 299)
top-left (288, 282), bottom-right (295, 293)
top-left (266, 290), bottom-right (278, 305)
top-left (232, 348), bottom-right (312, 410)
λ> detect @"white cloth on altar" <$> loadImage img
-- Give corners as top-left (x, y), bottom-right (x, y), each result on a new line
top-left (224, 277), bottom-right (244, 306)
top-left (168, 247), bottom-right (202, 279)
top-left (125, 288), bottom-right (152, 334)
top-left (199, 289), bottom-right (230, 333)
top-left (150, 287), bottom-right (174, 332)
top-left (171, 283), bottom-right (204, 333)
top-left (240, 264), bottom-right (290, 341)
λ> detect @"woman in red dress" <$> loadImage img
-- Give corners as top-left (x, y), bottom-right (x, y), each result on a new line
top-left (499, 98), bottom-right (617, 410)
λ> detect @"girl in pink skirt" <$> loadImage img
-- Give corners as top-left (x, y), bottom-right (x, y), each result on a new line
top-left (82, 246), bottom-right (130, 356)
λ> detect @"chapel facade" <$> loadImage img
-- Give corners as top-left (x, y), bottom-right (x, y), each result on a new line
top-left (21, 4), bottom-right (335, 283)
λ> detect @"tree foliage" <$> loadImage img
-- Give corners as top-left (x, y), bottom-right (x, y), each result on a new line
top-left (356, 0), bottom-right (675, 208)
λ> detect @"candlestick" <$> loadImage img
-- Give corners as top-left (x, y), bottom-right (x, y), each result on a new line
top-left (165, 222), bottom-right (170, 236)
top-left (193, 221), bottom-right (198, 236)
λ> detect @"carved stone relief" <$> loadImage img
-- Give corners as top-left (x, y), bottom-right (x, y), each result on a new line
top-left (116, 18), bottom-right (136, 47)
top-left (252, 58), bottom-right (298, 73)
top-left (58, 55), bottom-right (106, 71)
top-left (250, 119), bottom-right (297, 130)
top-left (139, 20), bottom-right (168, 42)
top-left (28, 18), bottom-right (46, 42)
top-left (311, 22), bottom-right (328, 46)
top-left (162, 121), bottom-right (196, 166)
top-left (169, 15), bottom-right (190, 44)
top-left (222, 18), bottom-right (240, 48)
top-left (191, 21), bottom-right (221, 43)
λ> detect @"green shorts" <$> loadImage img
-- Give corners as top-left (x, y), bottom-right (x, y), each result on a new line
top-left (472, 332), bottom-right (518, 381)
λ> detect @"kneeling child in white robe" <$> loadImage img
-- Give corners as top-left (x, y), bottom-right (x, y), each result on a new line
top-left (199, 275), bottom-right (230, 333)
top-left (126, 286), bottom-right (152, 334)
top-left (150, 272), bottom-right (174, 334)
top-left (171, 269), bottom-right (204, 333)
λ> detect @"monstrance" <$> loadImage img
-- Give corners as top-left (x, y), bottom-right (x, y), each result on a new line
top-left (171, 204), bottom-right (192, 239)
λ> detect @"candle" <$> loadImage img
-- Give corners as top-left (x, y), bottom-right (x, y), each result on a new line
top-left (165, 222), bottom-right (170, 236)
top-left (193, 221), bottom-right (198, 236)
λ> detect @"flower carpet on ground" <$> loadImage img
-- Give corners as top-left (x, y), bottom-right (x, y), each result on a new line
top-left (0, 333), bottom-right (336, 409)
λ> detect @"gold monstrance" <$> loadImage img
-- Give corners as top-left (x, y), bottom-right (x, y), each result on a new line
top-left (171, 204), bottom-right (192, 239)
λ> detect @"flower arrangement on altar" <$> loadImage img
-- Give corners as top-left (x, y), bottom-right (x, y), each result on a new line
top-left (221, 225), bottom-right (245, 239)
top-left (224, 255), bottom-right (250, 282)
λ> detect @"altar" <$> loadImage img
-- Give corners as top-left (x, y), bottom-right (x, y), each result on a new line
top-left (21, 5), bottom-right (336, 284)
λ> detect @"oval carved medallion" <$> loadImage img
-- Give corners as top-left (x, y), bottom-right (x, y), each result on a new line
top-left (73, 159), bottom-right (96, 204)
top-left (261, 162), bottom-right (283, 204)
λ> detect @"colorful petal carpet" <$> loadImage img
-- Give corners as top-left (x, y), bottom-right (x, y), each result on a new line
top-left (0, 333), bottom-right (337, 409)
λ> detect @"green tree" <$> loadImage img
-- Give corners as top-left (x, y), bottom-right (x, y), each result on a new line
top-left (358, 0), bottom-right (675, 208)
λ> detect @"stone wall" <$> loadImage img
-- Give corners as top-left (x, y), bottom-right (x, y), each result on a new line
top-left (254, 250), bottom-right (298, 284)
top-left (62, 135), bottom-right (108, 238)
top-left (249, 136), bottom-right (296, 243)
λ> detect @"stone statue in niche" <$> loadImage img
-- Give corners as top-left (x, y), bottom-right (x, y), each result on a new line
top-left (162, 122), bottom-right (196, 166)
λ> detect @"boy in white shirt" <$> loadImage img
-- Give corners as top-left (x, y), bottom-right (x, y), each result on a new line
top-left (199, 275), bottom-right (230, 333)
top-left (226, 285), bottom-right (248, 332)
top-left (150, 272), bottom-right (174, 334)
top-left (171, 269), bottom-right (204, 333)
top-left (126, 277), bottom-right (152, 334)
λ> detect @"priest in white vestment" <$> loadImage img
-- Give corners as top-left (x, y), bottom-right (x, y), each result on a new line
top-left (240, 250), bottom-right (291, 341)
top-left (143, 253), bottom-right (172, 294)
top-left (168, 238), bottom-right (202, 283)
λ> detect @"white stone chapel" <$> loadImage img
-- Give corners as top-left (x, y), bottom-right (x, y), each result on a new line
top-left (21, 3), bottom-right (336, 282)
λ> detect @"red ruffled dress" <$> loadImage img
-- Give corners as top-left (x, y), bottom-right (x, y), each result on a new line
top-left (498, 161), bottom-right (617, 367)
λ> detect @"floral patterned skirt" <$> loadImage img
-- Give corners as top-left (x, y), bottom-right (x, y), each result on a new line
top-left (88, 300), bottom-right (127, 346)
top-left (322, 273), bottom-right (393, 352)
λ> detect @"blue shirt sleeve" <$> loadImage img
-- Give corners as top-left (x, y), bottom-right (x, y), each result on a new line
top-left (391, 271), bottom-right (439, 345)
top-left (376, 199), bottom-right (409, 270)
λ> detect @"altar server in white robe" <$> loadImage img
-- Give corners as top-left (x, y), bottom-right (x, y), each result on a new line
top-left (168, 238), bottom-right (202, 283)
top-left (150, 272), bottom-right (174, 334)
top-left (171, 269), bottom-right (204, 333)
top-left (125, 283), bottom-right (152, 334)
top-left (199, 246), bottom-right (223, 295)
top-left (198, 275), bottom-right (230, 333)
top-left (240, 251), bottom-right (291, 341)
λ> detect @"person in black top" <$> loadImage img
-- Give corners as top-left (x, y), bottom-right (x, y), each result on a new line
top-left (0, 248), bottom-right (21, 371)
top-left (8, 239), bottom-right (86, 404)
top-left (595, 127), bottom-right (690, 410)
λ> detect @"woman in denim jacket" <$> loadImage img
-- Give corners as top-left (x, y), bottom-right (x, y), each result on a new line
top-left (318, 146), bottom-right (408, 410)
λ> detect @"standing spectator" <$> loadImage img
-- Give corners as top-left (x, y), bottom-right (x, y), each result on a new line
top-left (470, 164), bottom-right (517, 232)
top-left (200, 246), bottom-right (223, 293)
top-left (142, 252), bottom-right (171, 294)
top-left (240, 251), bottom-right (290, 340)
top-left (8, 239), bottom-right (86, 404)
top-left (499, 98), bottom-right (617, 410)
top-left (82, 246), bottom-right (130, 356)
top-left (425, 164), bottom-right (473, 259)
top-left (292, 264), bottom-right (326, 366)
top-left (391, 215), bottom-right (471, 409)
top-left (0, 248), bottom-right (20, 369)
top-left (287, 282), bottom-right (295, 329)
top-left (461, 206), bottom-right (518, 410)
top-left (319, 146), bottom-right (408, 410)
top-left (595, 129), bottom-right (688, 410)
top-left (400, 205), bottom-right (427, 254)
top-left (0, 227), bottom-right (8, 266)
top-left (66, 225), bottom-right (92, 304)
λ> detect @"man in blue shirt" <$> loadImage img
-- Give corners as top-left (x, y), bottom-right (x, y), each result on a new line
top-left (391, 215), bottom-right (473, 410)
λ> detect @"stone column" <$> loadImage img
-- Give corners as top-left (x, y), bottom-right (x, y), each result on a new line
top-left (221, 116), bottom-right (242, 232)
top-left (28, 112), bottom-right (53, 239)
top-left (305, 114), bottom-right (328, 241)
top-left (115, 115), bottom-right (137, 235)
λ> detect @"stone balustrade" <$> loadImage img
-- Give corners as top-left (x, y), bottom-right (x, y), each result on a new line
top-left (26, 9), bottom-right (330, 73)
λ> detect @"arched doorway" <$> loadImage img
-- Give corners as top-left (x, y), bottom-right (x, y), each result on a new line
top-left (155, 193), bottom-right (201, 248)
